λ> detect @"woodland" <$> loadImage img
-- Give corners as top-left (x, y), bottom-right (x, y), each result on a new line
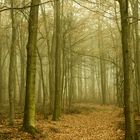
top-left (0, 0), bottom-right (140, 140)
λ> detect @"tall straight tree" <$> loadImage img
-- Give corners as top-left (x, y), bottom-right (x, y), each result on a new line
top-left (53, 0), bottom-right (62, 121)
top-left (118, 0), bottom-right (136, 139)
top-left (23, 0), bottom-right (40, 134)
top-left (8, 0), bottom-right (16, 126)
top-left (96, 0), bottom-right (107, 105)
top-left (134, 0), bottom-right (140, 114)
top-left (98, 18), bottom-right (107, 105)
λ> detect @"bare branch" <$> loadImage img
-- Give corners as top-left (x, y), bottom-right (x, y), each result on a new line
top-left (0, 0), bottom-right (52, 13)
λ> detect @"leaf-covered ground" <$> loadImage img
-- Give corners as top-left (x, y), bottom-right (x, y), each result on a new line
top-left (0, 104), bottom-right (124, 140)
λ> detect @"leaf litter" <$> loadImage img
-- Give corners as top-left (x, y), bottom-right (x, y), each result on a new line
top-left (0, 104), bottom-right (124, 140)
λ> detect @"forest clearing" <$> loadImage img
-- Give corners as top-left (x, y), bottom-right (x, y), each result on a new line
top-left (0, 104), bottom-right (124, 140)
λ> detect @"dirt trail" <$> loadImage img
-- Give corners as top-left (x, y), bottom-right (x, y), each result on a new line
top-left (38, 105), bottom-right (124, 140)
top-left (0, 104), bottom-right (124, 140)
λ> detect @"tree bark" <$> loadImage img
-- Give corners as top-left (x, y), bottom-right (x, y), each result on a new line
top-left (8, 0), bottom-right (17, 125)
top-left (119, 0), bottom-right (136, 139)
top-left (53, 0), bottom-right (62, 121)
top-left (23, 0), bottom-right (40, 134)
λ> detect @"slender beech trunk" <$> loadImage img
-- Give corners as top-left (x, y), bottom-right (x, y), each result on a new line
top-left (84, 58), bottom-right (88, 101)
top-left (78, 63), bottom-right (82, 102)
top-left (23, 0), bottom-right (40, 133)
top-left (40, 4), bottom-right (52, 114)
top-left (19, 25), bottom-right (26, 109)
top-left (133, 0), bottom-right (140, 114)
top-left (118, 0), bottom-right (136, 139)
top-left (8, 0), bottom-right (16, 125)
top-left (98, 20), bottom-right (106, 105)
top-left (37, 77), bottom-right (42, 104)
top-left (53, 0), bottom-right (62, 121)
top-left (37, 48), bottom-right (48, 119)
top-left (0, 14), bottom-right (3, 108)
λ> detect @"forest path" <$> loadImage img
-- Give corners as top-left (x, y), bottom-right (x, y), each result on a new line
top-left (0, 104), bottom-right (124, 140)
top-left (38, 104), bottom-right (124, 140)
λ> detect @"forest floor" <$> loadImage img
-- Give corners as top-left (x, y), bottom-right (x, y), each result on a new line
top-left (0, 104), bottom-right (125, 140)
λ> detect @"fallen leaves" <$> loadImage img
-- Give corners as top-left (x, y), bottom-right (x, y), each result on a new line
top-left (0, 104), bottom-right (125, 140)
top-left (37, 104), bottom-right (124, 140)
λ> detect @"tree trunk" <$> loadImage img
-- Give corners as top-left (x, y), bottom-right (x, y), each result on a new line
top-left (37, 48), bottom-right (48, 119)
top-left (119, 0), bottom-right (136, 139)
top-left (98, 18), bottom-right (107, 105)
top-left (0, 13), bottom-right (3, 108)
top-left (8, 0), bottom-right (17, 126)
top-left (53, 0), bottom-right (62, 121)
top-left (134, 0), bottom-right (140, 114)
top-left (23, 0), bottom-right (40, 134)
